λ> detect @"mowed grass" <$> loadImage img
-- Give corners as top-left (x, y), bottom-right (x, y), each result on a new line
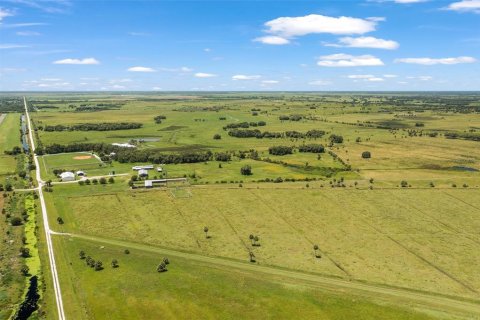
top-left (52, 236), bottom-right (437, 320)
top-left (46, 183), bottom-right (480, 300)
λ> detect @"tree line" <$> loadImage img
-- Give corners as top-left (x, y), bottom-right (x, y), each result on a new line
top-left (223, 121), bottom-right (266, 130)
top-left (41, 122), bottom-right (142, 132)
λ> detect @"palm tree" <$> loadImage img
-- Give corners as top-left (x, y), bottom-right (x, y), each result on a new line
top-left (204, 226), bottom-right (209, 239)
top-left (249, 252), bottom-right (256, 263)
top-left (249, 234), bottom-right (254, 245)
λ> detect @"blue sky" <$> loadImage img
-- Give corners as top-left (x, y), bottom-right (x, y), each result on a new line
top-left (0, 0), bottom-right (479, 91)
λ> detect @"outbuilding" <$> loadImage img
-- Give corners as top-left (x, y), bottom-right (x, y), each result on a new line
top-left (76, 170), bottom-right (85, 176)
top-left (138, 169), bottom-right (149, 177)
top-left (145, 180), bottom-right (153, 188)
top-left (59, 171), bottom-right (75, 182)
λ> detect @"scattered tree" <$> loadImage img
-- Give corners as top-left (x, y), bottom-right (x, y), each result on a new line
top-left (204, 226), bottom-right (209, 239)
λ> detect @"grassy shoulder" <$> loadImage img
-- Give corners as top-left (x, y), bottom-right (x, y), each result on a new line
top-left (53, 236), bottom-right (437, 320)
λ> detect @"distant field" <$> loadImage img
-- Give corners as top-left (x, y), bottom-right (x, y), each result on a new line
top-left (46, 183), bottom-right (480, 301)
top-left (52, 236), bottom-right (437, 320)
top-left (0, 113), bottom-right (21, 176)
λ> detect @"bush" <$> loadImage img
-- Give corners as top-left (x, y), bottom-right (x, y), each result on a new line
top-left (361, 151), bottom-right (371, 159)
top-left (400, 180), bottom-right (408, 188)
top-left (99, 177), bottom-right (107, 184)
top-left (11, 216), bottom-right (23, 226)
top-left (240, 165), bottom-right (252, 176)
top-left (213, 134), bottom-right (221, 140)
top-left (329, 134), bottom-right (344, 144)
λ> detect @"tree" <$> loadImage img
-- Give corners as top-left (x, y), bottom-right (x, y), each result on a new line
top-left (108, 177), bottom-right (114, 184)
top-left (400, 180), bottom-right (408, 188)
top-left (79, 250), bottom-right (86, 259)
top-left (57, 217), bottom-right (64, 224)
top-left (162, 257), bottom-right (170, 265)
top-left (204, 226), bottom-right (209, 239)
top-left (124, 249), bottom-right (130, 254)
top-left (11, 216), bottom-right (23, 226)
top-left (94, 260), bottom-right (103, 271)
top-left (20, 247), bottom-right (30, 258)
top-left (157, 262), bottom-right (167, 272)
top-left (313, 244), bottom-right (321, 258)
top-left (111, 259), bottom-right (119, 268)
top-left (361, 151), bottom-right (371, 159)
top-left (99, 177), bottom-right (107, 184)
top-left (249, 252), bottom-right (256, 263)
top-left (249, 234), bottom-right (254, 245)
top-left (213, 134), bottom-right (221, 140)
top-left (21, 265), bottom-right (30, 276)
top-left (253, 235), bottom-right (260, 246)
top-left (240, 165), bottom-right (252, 176)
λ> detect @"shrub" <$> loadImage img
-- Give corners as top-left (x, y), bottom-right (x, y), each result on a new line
top-left (213, 134), bottom-right (221, 140)
top-left (400, 180), bottom-right (408, 188)
top-left (240, 165), bottom-right (252, 176)
top-left (11, 216), bottom-right (23, 226)
top-left (361, 151), bottom-right (371, 159)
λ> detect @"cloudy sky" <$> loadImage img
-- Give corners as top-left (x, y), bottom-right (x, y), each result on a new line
top-left (0, 0), bottom-right (479, 91)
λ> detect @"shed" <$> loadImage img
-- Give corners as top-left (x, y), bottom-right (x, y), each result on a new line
top-left (60, 171), bottom-right (75, 182)
top-left (145, 180), bottom-right (153, 188)
top-left (156, 167), bottom-right (163, 172)
top-left (76, 170), bottom-right (85, 176)
top-left (138, 169), bottom-right (148, 177)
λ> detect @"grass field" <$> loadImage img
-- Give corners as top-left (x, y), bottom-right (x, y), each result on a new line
top-left (51, 236), bottom-right (440, 320)
top-left (0, 113), bottom-right (21, 177)
top-left (12, 93), bottom-right (480, 319)
top-left (45, 183), bottom-right (480, 301)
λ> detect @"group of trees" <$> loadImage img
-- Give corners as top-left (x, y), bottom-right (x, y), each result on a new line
top-left (223, 121), bottom-right (266, 130)
top-left (329, 134), bottom-right (344, 144)
top-left (268, 146), bottom-right (293, 156)
top-left (285, 129), bottom-right (325, 139)
top-left (78, 177), bottom-right (114, 185)
top-left (42, 122), bottom-right (142, 132)
top-left (240, 165), bottom-right (252, 175)
top-left (227, 129), bottom-right (283, 139)
top-left (298, 144), bottom-right (325, 153)
top-left (154, 115), bottom-right (167, 124)
top-left (4, 146), bottom-right (22, 155)
top-left (79, 251), bottom-right (104, 271)
top-left (279, 114), bottom-right (303, 121)
top-left (445, 132), bottom-right (480, 141)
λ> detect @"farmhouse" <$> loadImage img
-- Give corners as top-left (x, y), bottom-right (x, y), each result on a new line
top-left (59, 171), bottom-right (75, 182)
top-left (132, 165), bottom-right (154, 171)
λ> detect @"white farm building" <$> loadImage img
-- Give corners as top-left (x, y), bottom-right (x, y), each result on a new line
top-left (138, 169), bottom-right (149, 177)
top-left (59, 171), bottom-right (75, 182)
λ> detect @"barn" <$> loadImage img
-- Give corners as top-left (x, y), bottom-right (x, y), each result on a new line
top-left (60, 171), bottom-right (75, 182)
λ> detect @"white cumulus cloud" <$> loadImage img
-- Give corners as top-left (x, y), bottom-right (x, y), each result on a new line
top-left (232, 75), bottom-right (261, 80)
top-left (395, 56), bottom-right (476, 65)
top-left (127, 66), bottom-right (155, 72)
top-left (317, 54), bottom-right (384, 67)
top-left (263, 14), bottom-right (378, 38)
top-left (327, 36), bottom-right (399, 50)
top-left (254, 36), bottom-right (290, 45)
top-left (0, 8), bottom-right (14, 21)
top-left (54, 58), bottom-right (100, 65)
top-left (445, 0), bottom-right (480, 13)
top-left (194, 72), bottom-right (217, 78)
top-left (262, 80), bottom-right (279, 84)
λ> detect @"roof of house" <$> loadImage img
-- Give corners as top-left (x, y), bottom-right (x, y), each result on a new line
top-left (138, 169), bottom-right (148, 175)
top-left (60, 171), bottom-right (75, 178)
top-left (145, 180), bottom-right (153, 187)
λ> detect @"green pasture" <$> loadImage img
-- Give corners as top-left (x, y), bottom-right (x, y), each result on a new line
top-left (51, 236), bottom-right (437, 320)
top-left (45, 183), bottom-right (480, 300)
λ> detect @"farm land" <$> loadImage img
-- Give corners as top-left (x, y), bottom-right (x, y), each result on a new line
top-left (1, 92), bottom-right (480, 319)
